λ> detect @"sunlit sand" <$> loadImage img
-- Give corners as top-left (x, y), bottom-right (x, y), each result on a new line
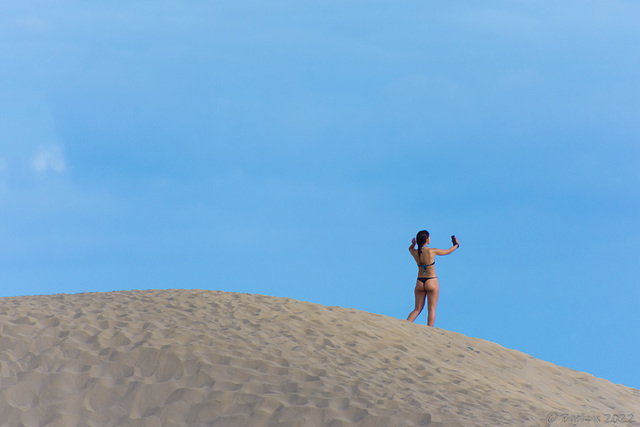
top-left (1, 289), bottom-right (638, 426)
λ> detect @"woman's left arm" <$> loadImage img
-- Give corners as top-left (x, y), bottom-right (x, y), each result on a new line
top-left (433, 238), bottom-right (460, 256)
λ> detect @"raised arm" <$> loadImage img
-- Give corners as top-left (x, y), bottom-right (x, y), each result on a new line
top-left (432, 236), bottom-right (460, 256)
top-left (408, 238), bottom-right (417, 254)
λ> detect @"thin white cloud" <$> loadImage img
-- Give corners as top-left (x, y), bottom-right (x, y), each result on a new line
top-left (32, 145), bottom-right (66, 173)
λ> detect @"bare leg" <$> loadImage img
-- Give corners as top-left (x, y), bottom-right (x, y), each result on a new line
top-left (425, 281), bottom-right (439, 327)
top-left (407, 280), bottom-right (426, 323)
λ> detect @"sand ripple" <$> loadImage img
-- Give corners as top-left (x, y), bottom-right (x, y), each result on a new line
top-left (1, 289), bottom-right (638, 426)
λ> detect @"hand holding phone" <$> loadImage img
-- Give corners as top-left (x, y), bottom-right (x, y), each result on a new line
top-left (451, 235), bottom-right (459, 247)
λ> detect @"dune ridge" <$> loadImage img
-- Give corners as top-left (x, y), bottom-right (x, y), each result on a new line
top-left (0, 289), bottom-right (638, 426)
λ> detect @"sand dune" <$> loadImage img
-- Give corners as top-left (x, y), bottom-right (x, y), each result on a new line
top-left (0, 289), bottom-right (638, 426)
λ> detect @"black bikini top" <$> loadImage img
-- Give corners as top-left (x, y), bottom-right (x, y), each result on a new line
top-left (417, 248), bottom-right (435, 274)
top-left (418, 261), bottom-right (435, 275)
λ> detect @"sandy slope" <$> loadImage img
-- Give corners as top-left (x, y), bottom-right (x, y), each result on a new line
top-left (0, 289), bottom-right (638, 427)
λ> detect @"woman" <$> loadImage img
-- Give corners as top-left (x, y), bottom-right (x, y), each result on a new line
top-left (407, 230), bottom-right (459, 326)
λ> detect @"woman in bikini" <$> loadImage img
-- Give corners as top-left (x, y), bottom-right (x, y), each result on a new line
top-left (407, 230), bottom-right (459, 326)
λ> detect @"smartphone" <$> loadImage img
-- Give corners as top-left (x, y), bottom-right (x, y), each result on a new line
top-left (451, 235), bottom-right (459, 247)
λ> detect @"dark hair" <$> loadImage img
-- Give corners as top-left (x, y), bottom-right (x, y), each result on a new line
top-left (416, 230), bottom-right (430, 259)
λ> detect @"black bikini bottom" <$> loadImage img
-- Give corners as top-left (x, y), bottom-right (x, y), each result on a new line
top-left (417, 277), bottom-right (437, 284)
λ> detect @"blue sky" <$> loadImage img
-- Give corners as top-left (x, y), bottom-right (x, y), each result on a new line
top-left (1, 1), bottom-right (639, 389)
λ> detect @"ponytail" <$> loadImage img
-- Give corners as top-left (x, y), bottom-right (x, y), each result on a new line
top-left (416, 230), bottom-right (430, 261)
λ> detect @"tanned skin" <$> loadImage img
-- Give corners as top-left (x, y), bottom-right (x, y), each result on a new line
top-left (407, 235), bottom-right (459, 326)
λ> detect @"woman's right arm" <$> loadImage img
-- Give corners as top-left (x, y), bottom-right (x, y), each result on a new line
top-left (408, 238), bottom-right (417, 254)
